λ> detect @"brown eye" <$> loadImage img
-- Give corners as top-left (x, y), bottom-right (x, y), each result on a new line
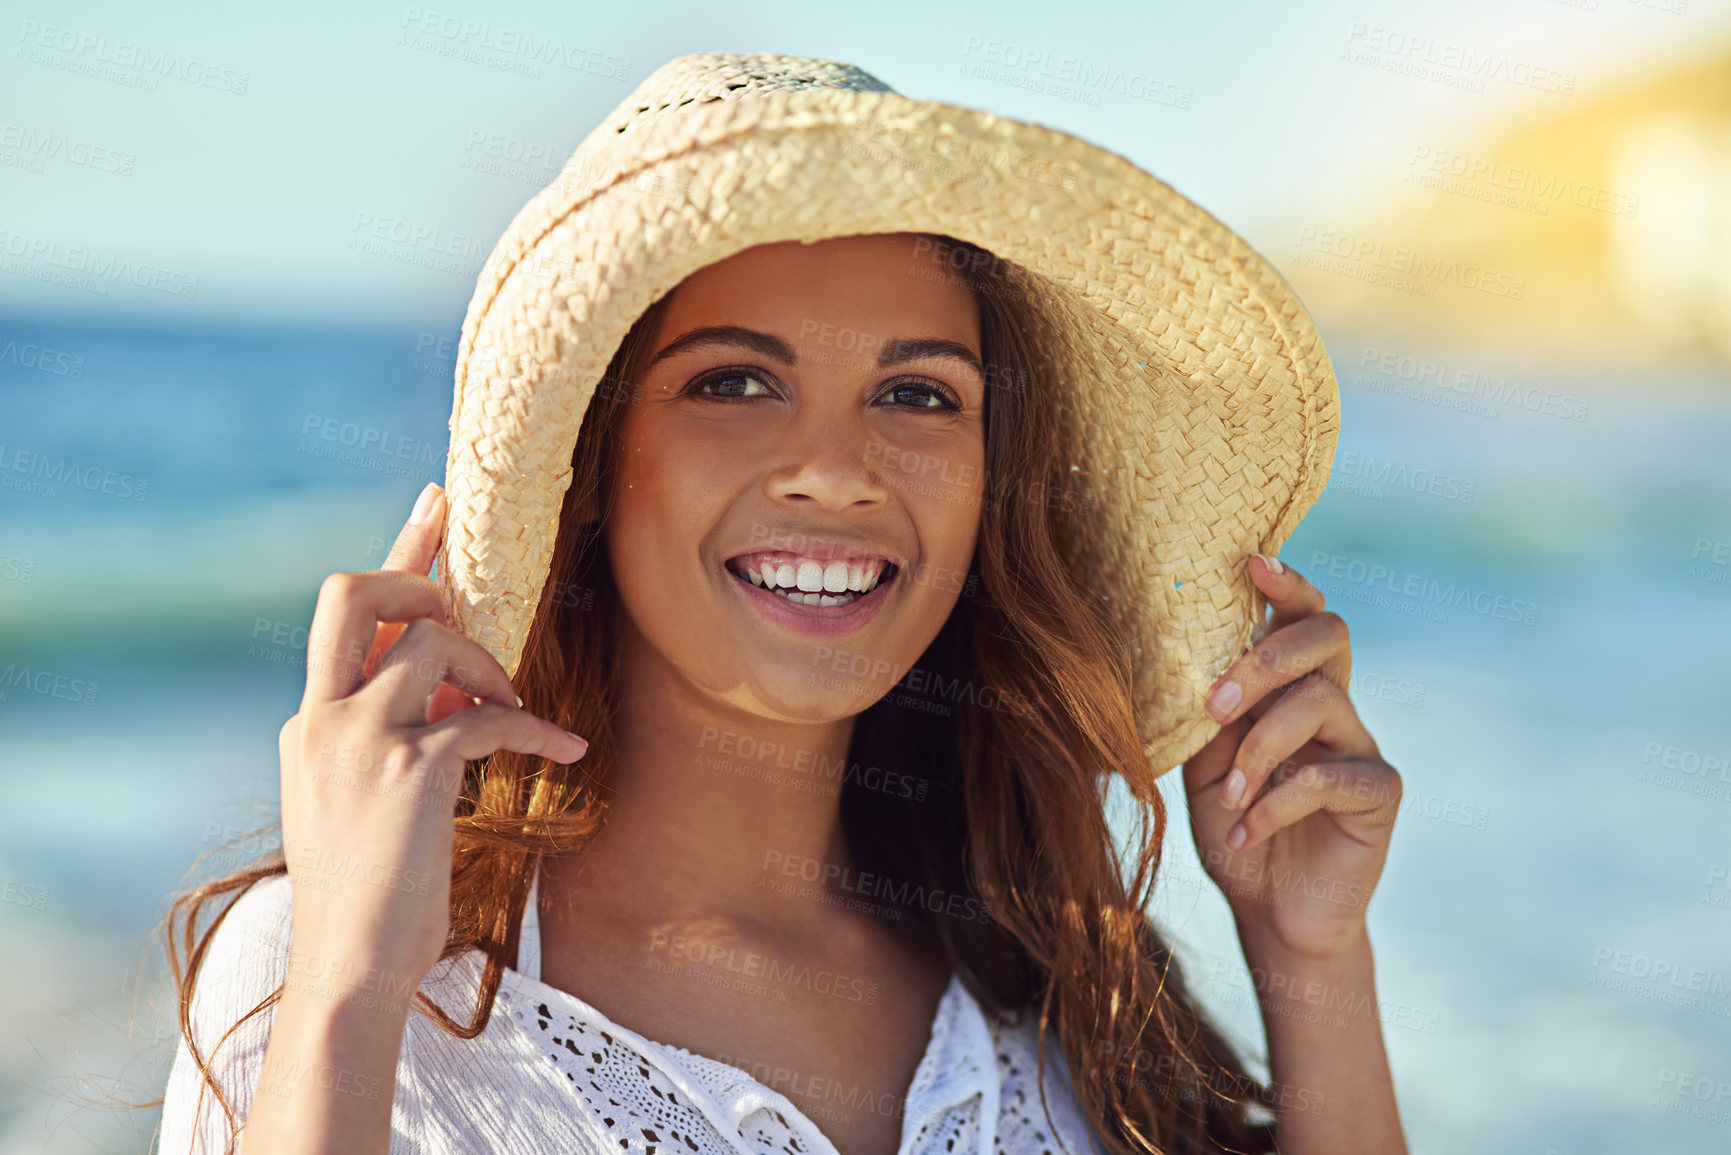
top-left (685, 368), bottom-right (775, 400)
top-left (881, 379), bottom-right (962, 411)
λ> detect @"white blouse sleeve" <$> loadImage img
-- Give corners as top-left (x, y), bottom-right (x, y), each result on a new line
top-left (157, 874), bottom-right (294, 1155)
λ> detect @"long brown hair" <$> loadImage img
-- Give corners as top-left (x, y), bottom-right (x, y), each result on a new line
top-left (162, 235), bottom-right (1278, 1154)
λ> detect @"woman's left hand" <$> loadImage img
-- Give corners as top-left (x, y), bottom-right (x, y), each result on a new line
top-left (1183, 555), bottom-right (1402, 961)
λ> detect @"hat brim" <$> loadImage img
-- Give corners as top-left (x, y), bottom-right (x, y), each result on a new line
top-left (438, 87), bottom-right (1338, 776)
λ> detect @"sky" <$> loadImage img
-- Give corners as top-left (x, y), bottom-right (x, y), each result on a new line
top-left (2, 0), bottom-right (1729, 333)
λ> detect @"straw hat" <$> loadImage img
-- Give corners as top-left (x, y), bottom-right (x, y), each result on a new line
top-left (436, 52), bottom-right (1339, 777)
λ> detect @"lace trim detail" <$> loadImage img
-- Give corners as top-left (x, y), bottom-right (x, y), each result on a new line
top-left (508, 991), bottom-right (730, 1155)
top-left (988, 1013), bottom-right (1098, 1155)
top-left (498, 964), bottom-right (1094, 1155)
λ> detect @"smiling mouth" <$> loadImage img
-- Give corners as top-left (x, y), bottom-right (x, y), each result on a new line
top-left (724, 554), bottom-right (901, 608)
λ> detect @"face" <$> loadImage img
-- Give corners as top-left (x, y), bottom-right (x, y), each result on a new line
top-left (604, 233), bottom-right (987, 722)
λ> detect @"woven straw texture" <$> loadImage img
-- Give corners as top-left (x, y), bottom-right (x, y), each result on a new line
top-left (437, 52), bottom-right (1340, 777)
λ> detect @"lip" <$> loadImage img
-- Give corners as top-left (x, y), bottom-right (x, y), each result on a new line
top-left (724, 560), bottom-right (899, 636)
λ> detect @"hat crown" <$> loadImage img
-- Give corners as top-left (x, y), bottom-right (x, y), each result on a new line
top-left (603, 53), bottom-right (894, 139)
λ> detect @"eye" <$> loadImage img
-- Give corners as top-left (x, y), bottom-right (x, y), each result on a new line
top-left (682, 367), bottom-right (777, 401)
top-left (879, 378), bottom-right (963, 412)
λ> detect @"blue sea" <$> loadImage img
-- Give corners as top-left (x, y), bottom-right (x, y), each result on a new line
top-left (2, 317), bottom-right (1728, 1154)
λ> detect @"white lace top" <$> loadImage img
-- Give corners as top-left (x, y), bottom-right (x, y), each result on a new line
top-left (158, 871), bottom-right (1108, 1155)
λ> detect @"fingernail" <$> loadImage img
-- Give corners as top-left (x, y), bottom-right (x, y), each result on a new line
top-left (1226, 824), bottom-right (1247, 850)
top-left (1255, 553), bottom-right (1285, 575)
top-left (515, 694), bottom-right (524, 708)
top-left (1221, 768), bottom-right (1245, 808)
top-left (564, 730), bottom-right (589, 757)
top-left (408, 483), bottom-right (438, 525)
top-left (1207, 679), bottom-right (1242, 720)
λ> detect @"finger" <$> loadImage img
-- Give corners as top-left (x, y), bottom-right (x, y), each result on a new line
top-left (363, 615), bottom-right (519, 728)
top-left (1226, 757), bottom-right (1401, 853)
top-left (366, 485), bottom-right (449, 676)
top-left (419, 701), bottom-right (589, 766)
top-left (303, 570), bottom-right (450, 705)
top-left (1204, 610), bottom-right (1351, 725)
top-left (426, 681), bottom-right (486, 725)
top-left (1248, 554), bottom-right (1326, 635)
top-left (1182, 714), bottom-right (1247, 801)
top-left (1219, 673), bottom-right (1378, 812)
top-left (385, 483), bottom-right (446, 573)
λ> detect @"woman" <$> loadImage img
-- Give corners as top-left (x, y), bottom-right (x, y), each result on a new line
top-left (160, 55), bottom-right (1407, 1155)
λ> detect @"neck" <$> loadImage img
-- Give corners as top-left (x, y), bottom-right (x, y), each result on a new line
top-left (557, 616), bottom-right (860, 931)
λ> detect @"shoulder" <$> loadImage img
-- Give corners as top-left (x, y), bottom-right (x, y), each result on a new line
top-left (987, 1010), bottom-right (1110, 1155)
top-left (187, 874), bottom-right (295, 1046)
top-left (159, 873), bottom-right (295, 1154)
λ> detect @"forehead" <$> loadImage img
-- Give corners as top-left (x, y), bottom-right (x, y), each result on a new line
top-left (654, 234), bottom-right (981, 348)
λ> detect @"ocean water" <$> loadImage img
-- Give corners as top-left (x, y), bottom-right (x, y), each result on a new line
top-left (1, 318), bottom-right (1728, 1154)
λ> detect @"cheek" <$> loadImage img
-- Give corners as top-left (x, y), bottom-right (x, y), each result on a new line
top-left (898, 451), bottom-right (986, 599)
top-left (607, 418), bottom-right (733, 586)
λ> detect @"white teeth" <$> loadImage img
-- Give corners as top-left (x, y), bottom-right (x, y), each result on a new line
top-left (734, 555), bottom-right (892, 597)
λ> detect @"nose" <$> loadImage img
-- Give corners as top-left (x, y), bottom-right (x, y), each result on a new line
top-left (762, 403), bottom-right (889, 511)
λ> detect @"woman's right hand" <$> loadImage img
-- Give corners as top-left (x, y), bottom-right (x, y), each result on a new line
top-left (276, 481), bottom-right (589, 990)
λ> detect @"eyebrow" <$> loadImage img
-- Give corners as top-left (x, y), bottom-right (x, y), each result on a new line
top-left (648, 326), bottom-right (985, 380)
